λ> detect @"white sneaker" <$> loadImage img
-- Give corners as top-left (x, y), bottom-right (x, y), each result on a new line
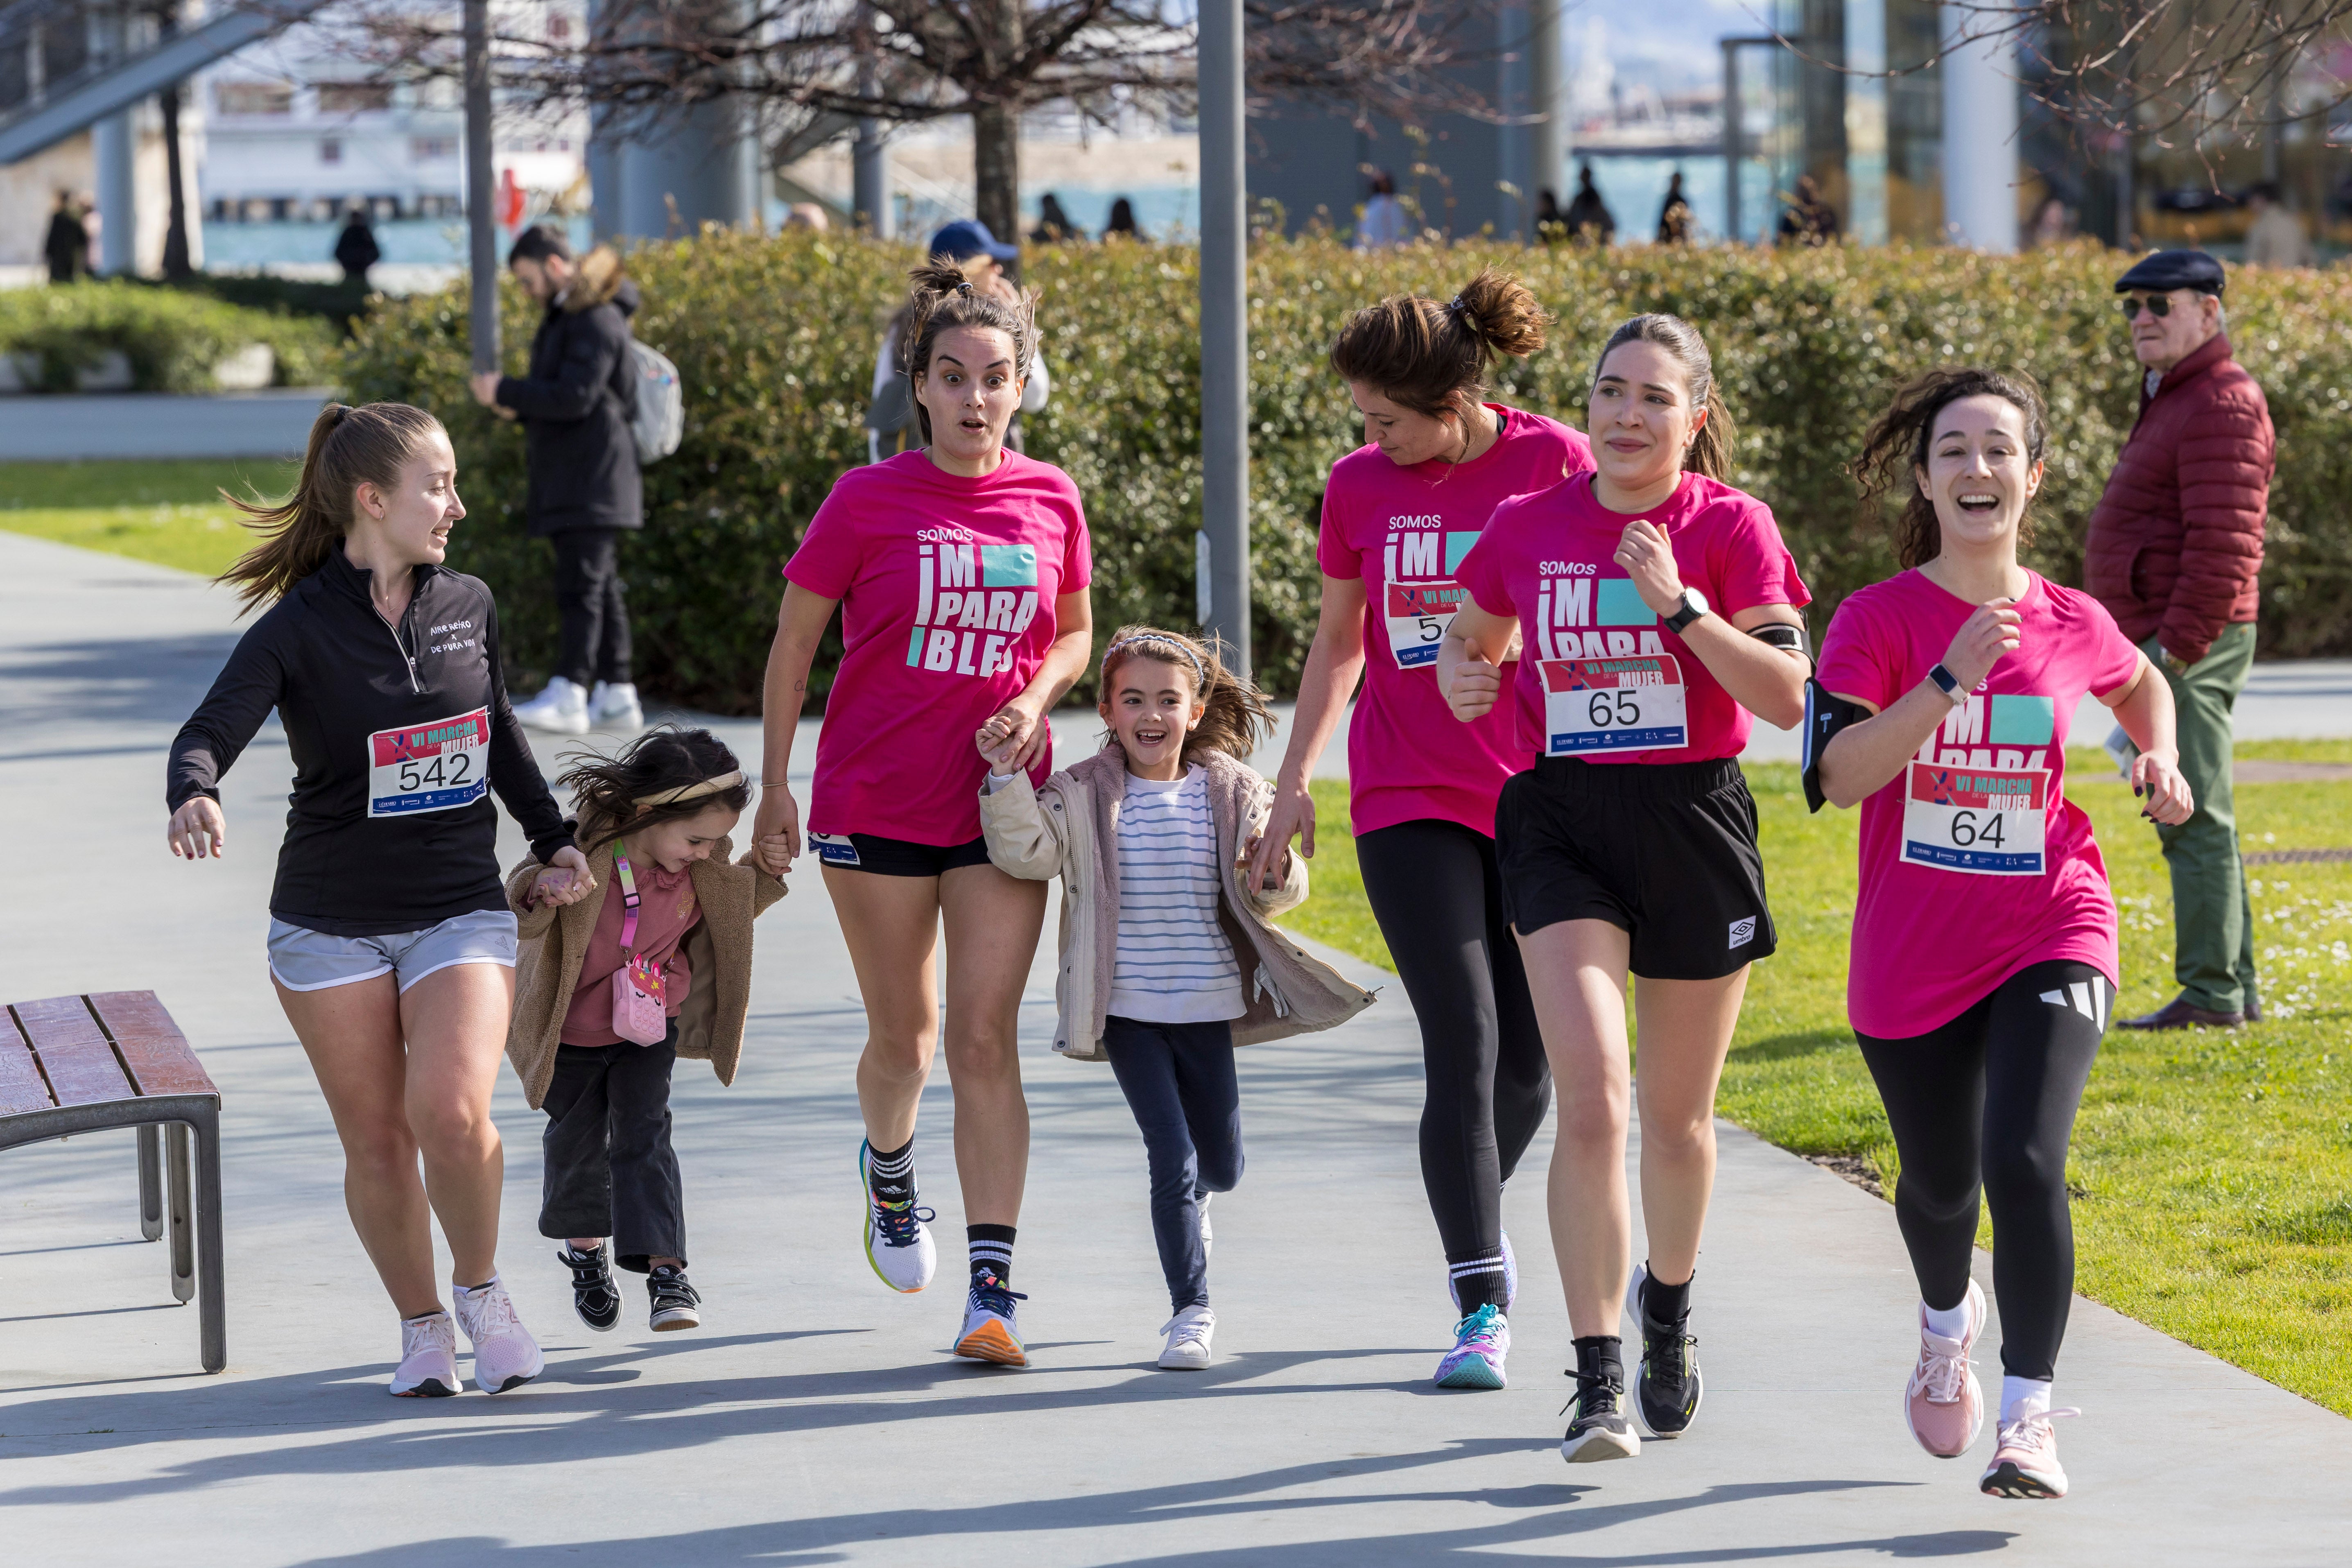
top-left (452, 1275), bottom-right (545, 1393)
top-left (953, 1272), bottom-right (1029, 1366)
top-left (512, 677), bottom-right (589, 735)
top-left (860, 1139), bottom-right (937, 1293)
top-left (389, 1310), bottom-right (459, 1397)
top-left (589, 681), bottom-right (644, 731)
top-left (1199, 1191), bottom-right (1213, 1256)
top-left (1981, 1406), bottom-right (2079, 1499)
top-left (1158, 1304), bottom-right (1216, 1369)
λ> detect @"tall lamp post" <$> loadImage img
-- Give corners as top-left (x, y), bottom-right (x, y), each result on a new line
top-left (1197, 0), bottom-right (1249, 675)
top-left (464, 0), bottom-right (499, 376)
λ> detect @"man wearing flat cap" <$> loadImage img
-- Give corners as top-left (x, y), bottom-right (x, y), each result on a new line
top-left (2084, 249), bottom-right (2273, 1029)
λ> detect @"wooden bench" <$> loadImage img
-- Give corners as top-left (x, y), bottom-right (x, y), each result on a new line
top-left (2, 991), bottom-right (224, 1373)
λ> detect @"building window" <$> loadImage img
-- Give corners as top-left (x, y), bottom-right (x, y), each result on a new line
top-left (321, 138), bottom-right (343, 164)
top-left (547, 14), bottom-right (570, 40)
top-left (216, 80), bottom-right (294, 115)
top-left (317, 82), bottom-right (394, 114)
top-left (412, 137), bottom-right (457, 161)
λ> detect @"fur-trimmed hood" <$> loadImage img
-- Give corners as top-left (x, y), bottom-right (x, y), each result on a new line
top-left (563, 244), bottom-right (640, 317)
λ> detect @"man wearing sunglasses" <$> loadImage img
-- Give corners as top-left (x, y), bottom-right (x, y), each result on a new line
top-left (2083, 248), bottom-right (2274, 1030)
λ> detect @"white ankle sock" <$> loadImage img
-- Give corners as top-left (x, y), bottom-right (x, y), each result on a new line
top-left (1921, 1296), bottom-right (1972, 1340)
top-left (2001, 1376), bottom-right (2052, 1423)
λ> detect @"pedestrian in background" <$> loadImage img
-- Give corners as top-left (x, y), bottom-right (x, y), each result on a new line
top-left (1777, 175), bottom-right (1841, 247)
top-left (470, 225), bottom-right (647, 736)
top-left (1562, 165), bottom-right (1615, 246)
top-left (1031, 193), bottom-right (1084, 244)
top-left (1656, 173), bottom-right (1694, 245)
top-left (2242, 184), bottom-right (2314, 269)
top-left (1104, 197), bottom-right (1146, 242)
top-left (2083, 249), bottom-right (2273, 1030)
top-left (1357, 170), bottom-right (1410, 251)
top-left (1534, 188), bottom-right (1563, 241)
top-left (336, 206), bottom-right (382, 287)
top-left (43, 190), bottom-right (86, 283)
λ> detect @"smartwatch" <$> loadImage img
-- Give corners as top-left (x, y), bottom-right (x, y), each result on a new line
top-left (1927, 663), bottom-right (1969, 706)
top-left (1664, 587), bottom-right (1710, 634)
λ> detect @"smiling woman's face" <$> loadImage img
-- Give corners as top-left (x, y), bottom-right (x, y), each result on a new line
top-left (1586, 339), bottom-right (1704, 493)
top-left (916, 325), bottom-right (1023, 466)
top-left (1917, 392), bottom-right (2042, 554)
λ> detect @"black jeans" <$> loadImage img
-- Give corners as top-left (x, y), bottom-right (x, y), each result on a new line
top-left (1103, 1015), bottom-right (1243, 1312)
top-left (1854, 960), bottom-right (2108, 1381)
top-left (538, 1023), bottom-right (683, 1272)
top-left (1356, 820), bottom-right (1551, 1297)
top-left (551, 528), bottom-right (632, 690)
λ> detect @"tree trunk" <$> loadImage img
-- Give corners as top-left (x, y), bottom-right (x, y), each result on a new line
top-left (159, 80), bottom-right (191, 280)
top-left (972, 100), bottom-right (1020, 251)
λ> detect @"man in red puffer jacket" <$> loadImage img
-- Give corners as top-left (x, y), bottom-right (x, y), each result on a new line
top-left (2083, 249), bottom-right (2272, 1030)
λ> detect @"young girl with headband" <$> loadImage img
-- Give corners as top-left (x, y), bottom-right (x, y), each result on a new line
top-left (506, 726), bottom-right (789, 1335)
top-left (979, 628), bottom-right (1373, 1369)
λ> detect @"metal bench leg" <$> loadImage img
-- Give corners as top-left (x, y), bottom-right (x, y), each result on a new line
top-left (167, 1122), bottom-right (195, 1305)
top-left (138, 1124), bottom-right (165, 1241)
top-left (189, 1105), bottom-right (227, 1374)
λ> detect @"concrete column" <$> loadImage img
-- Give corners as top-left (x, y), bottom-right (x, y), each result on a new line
top-left (616, 98), bottom-right (755, 240)
top-left (1939, 0), bottom-right (2017, 252)
top-left (1198, 0), bottom-right (1249, 675)
top-left (1843, 0), bottom-right (1888, 245)
top-left (94, 110), bottom-right (136, 275)
top-left (1530, 0), bottom-right (1565, 232)
top-left (853, 117), bottom-right (893, 238)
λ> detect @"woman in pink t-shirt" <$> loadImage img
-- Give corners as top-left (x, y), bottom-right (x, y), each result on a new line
top-left (1252, 267), bottom-right (1590, 1392)
top-left (1440, 315), bottom-right (1813, 1464)
top-left (1812, 368), bottom-right (2191, 1501)
top-left (751, 263), bottom-right (1096, 1368)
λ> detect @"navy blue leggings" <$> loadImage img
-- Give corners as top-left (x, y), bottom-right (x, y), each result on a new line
top-left (1103, 1014), bottom-right (1243, 1312)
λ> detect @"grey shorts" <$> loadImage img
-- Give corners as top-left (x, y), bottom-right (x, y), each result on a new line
top-left (267, 909), bottom-right (518, 994)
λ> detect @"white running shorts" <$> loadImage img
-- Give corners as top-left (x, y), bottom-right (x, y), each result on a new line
top-left (267, 908), bottom-right (518, 993)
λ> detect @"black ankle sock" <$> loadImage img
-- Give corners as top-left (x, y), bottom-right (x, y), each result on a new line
top-left (1448, 1252), bottom-right (1510, 1313)
top-left (967, 1224), bottom-right (1016, 1287)
top-left (1572, 1335), bottom-right (1624, 1389)
top-left (866, 1137), bottom-right (916, 1205)
top-left (1642, 1264), bottom-right (1692, 1326)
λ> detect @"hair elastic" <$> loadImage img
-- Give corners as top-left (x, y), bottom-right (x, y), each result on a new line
top-left (1103, 635), bottom-right (1208, 690)
top-left (632, 770), bottom-right (745, 807)
top-left (1445, 295), bottom-right (1467, 316)
top-left (954, 281), bottom-right (975, 296)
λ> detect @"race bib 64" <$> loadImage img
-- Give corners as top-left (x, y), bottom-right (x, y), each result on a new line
top-left (1900, 762), bottom-right (2048, 875)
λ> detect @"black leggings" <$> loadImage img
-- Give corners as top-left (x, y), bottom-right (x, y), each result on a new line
top-left (1855, 959), bottom-right (2109, 1381)
top-left (1357, 819), bottom-right (1551, 1294)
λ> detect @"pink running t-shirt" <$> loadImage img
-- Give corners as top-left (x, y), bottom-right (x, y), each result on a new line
top-left (1317, 405), bottom-right (1593, 835)
top-left (785, 449), bottom-right (1092, 846)
top-left (1455, 471), bottom-right (1809, 765)
top-left (1814, 569), bottom-right (2144, 1039)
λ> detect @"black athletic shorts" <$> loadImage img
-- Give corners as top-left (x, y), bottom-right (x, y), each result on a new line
top-left (1494, 755), bottom-right (1775, 980)
top-left (810, 831), bottom-right (993, 878)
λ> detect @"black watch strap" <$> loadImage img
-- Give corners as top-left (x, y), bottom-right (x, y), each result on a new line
top-left (1664, 593), bottom-right (1705, 634)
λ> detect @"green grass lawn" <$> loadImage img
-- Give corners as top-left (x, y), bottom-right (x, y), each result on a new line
top-left (1287, 760), bottom-right (2352, 1416)
top-left (0, 458), bottom-right (296, 578)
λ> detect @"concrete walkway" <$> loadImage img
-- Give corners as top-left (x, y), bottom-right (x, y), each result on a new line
top-left (0, 388), bottom-right (330, 460)
top-left (2, 531), bottom-right (2346, 1566)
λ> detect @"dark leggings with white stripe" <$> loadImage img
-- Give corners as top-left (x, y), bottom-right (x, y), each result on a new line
top-left (1854, 959), bottom-right (2109, 1381)
top-left (1357, 819), bottom-right (1551, 1308)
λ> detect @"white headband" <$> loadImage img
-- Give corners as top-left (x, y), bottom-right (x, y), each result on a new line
top-left (1103, 635), bottom-right (1208, 690)
top-left (633, 770), bottom-right (744, 807)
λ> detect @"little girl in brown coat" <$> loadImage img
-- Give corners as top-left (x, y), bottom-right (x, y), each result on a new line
top-left (504, 726), bottom-right (787, 1335)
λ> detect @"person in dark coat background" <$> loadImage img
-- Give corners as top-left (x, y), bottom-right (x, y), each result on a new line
top-left (2083, 249), bottom-right (2275, 1030)
top-left (468, 224), bottom-right (645, 736)
top-left (1656, 172), bottom-right (1694, 244)
top-left (43, 190), bottom-right (87, 283)
top-left (1561, 165), bottom-right (1615, 244)
top-left (334, 207), bottom-right (382, 286)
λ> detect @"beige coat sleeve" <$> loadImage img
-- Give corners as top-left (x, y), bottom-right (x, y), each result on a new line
top-left (977, 771), bottom-right (1075, 882)
top-left (506, 855), bottom-right (561, 940)
top-left (735, 849), bottom-right (789, 916)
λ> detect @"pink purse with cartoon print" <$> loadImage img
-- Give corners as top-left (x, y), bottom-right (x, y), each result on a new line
top-left (608, 844), bottom-right (669, 1046)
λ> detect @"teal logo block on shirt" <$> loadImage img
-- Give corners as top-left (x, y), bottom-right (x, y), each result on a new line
top-left (1444, 531), bottom-right (1482, 575)
top-left (981, 544), bottom-right (1038, 587)
top-left (1989, 694), bottom-right (2056, 745)
top-left (1597, 578), bottom-right (1658, 627)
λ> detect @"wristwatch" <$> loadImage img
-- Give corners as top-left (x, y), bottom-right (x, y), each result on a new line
top-left (1927, 663), bottom-right (1969, 706)
top-left (1664, 587), bottom-right (1710, 634)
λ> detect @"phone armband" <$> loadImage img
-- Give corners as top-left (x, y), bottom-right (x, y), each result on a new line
top-left (1800, 679), bottom-right (1870, 814)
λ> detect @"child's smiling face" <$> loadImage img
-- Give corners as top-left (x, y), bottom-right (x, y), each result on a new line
top-left (1101, 657), bottom-right (1203, 782)
top-left (628, 803), bottom-right (740, 874)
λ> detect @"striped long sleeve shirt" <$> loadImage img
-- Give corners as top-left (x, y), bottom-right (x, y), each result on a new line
top-left (1106, 767), bottom-right (1246, 1023)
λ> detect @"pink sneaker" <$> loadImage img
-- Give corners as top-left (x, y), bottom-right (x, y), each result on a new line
top-left (1903, 1280), bottom-right (1985, 1457)
top-left (1981, 1406), bottom-right (2078, 1499)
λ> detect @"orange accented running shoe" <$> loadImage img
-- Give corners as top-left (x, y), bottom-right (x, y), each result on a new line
top-left (953, 1272), bottom-right (1029, 1367)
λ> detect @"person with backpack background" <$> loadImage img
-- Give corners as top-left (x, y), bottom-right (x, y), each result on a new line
top-left (473, 225), bottom-right (650, 735)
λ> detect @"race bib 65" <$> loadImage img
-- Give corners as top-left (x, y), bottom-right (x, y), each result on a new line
top-left (1541, 654), bottom-right (1687, 755)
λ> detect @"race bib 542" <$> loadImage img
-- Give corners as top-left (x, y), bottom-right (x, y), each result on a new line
top-left (368, 708), bottom-right (490, 818)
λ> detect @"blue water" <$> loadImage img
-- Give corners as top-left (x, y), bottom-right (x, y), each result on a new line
top-left (201, 215), bottom-right (594, 269)
top-left (1571, 156), bottom-right (1782, 246)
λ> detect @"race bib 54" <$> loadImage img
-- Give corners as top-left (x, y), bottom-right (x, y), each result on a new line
top-left (1900, 762), bottom-right (2049, 875)
top-left (368, 708), bottom-right (490, 818)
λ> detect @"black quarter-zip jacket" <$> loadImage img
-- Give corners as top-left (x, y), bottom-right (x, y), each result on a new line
top-left (168, 548), bottom-right (573, 937)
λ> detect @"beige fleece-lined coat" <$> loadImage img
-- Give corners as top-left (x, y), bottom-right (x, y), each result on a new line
top-left (977, 747), bottom-right (1377, 1061)
top-left (503, 826), bottom-right (787, 1109)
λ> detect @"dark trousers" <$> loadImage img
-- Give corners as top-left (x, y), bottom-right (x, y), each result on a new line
top-left (551, 528), bottom-right (633, 691)
top-left (539, 1027), bottom-right (683, 1273)
top-left (1854, 960), bottom-right (2107, 1381)
top-left (1103, 1014), bottom-right (1243, 1312)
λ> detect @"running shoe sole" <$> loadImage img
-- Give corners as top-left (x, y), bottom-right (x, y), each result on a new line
top-left (389, 1378), bottom-right (457, 1398)
top-left (1434, 1354), bottom-right (1505, 1390)
top-left (1980, 1462), bottom-right (2065, 1500)
top-left (651, 1306), bottom-right (701, 1332)
top-left (1560, 1425), bottom-right (1640, 1463)
top-left (954, 1319), bottom-right (1028, 1367)
top-left (477, 1367), bottom-right (540, 1394)
top-left (860, 1141), bottom-right (932, 1294)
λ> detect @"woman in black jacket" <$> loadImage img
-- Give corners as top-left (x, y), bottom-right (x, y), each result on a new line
top-left (167, 402), bottom-right (595, 1399)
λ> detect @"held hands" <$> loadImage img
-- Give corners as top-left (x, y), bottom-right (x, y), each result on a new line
top-left (1249, 780), bottom-right (1314, 891)
top-left (533, 846), bottom-right (598, 907)
top-left (167, 797), bottom-right (227, 860)
top-left (2132, 750), bottom-right (2196, 826)
top-left (976, 699), bottom-right (1049, 774)
top-left (1615, 519), bottom-right (1685, 616)
top-left (1444, 635), bottom-right (1505, 722)
top-left (1239, 832), bottom-right (1292, 894)
top-left (1941, 599), bottom-right (2023, 691)
top-left (751, 785), bottom-right (802, 874)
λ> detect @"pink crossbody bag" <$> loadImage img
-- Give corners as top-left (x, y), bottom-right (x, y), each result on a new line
top-left (608, 843), bottom-right (669, 1046)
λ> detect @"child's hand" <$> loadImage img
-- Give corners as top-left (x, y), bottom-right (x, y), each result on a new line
top-left (977, 700), bottom-right (1049, 772)
top-left (535, 847), bottom-right (596, 907)
top-left (1239, 833), bottom-right (1290, 893)
top-left (753, 832), bottom-right (795, 876)
top-left (973, 724), bottom-right (1020, 774)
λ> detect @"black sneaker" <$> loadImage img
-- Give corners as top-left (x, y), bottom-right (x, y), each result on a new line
top-left (559, 1244), bottom-right (621, 1333)
top-left (1560, 1337), bottom-right (1641, 1463)
top-left (648, 1264), bottom-right (702, 1332)
top-left (1626, 1263), bottom-right (1703, 1438)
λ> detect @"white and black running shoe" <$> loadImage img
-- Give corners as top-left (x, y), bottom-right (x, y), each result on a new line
top-left (647, 1264), bottom-right (702, 1332)
top-left (1560, 1345), bottom-right (1641, 1464)
top-left (1625, 1263), bottom-right (1702, 1438)
top-left (559, 1243), bottom-right (622, 1333)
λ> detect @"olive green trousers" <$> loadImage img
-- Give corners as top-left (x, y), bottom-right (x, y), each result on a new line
top-left (2141, 623), bottom-right (2260, 1015)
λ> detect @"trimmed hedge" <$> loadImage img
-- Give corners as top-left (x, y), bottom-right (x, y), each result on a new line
top-left (336, 233), bottom-right (2352, 711)
top-left (0, 280), bottom-right (337, 391)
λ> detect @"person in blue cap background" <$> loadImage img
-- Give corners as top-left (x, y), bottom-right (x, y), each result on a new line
top-left (864, 218), bottom-right (1052, 462)
top-left (2081, 248), bottom-right (2274, 1030)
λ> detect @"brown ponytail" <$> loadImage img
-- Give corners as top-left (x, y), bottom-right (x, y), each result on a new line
top-left (1591, 314), bottom-right (1738, 482)
top-left (216, 401), bottom-right (446, 613)
top-left (899, 258), bottom-right (1037, 445)
top-left (1328, 265), bottom-right (1551, 420)
top-left (1097, 625), bottom-right (1275, 765)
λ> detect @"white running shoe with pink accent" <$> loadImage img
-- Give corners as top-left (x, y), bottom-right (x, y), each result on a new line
top-left (1904, 1279), bottom-right (1986, 1458)
top-left (389, 1310), bottom-right (459, 1397)
top-left (1981, 1406), bottom-right (2078, 1499)
top-left (452, 1276), bottom-right (545, 1394)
